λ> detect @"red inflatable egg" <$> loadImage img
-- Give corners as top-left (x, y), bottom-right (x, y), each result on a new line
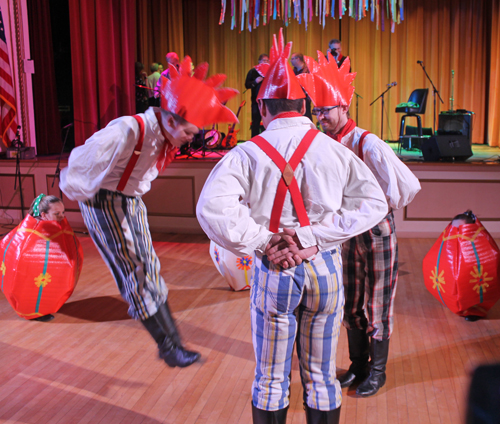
top-left (422, 219), bottom-right (500, 317)
top-left (0, 215), bottom-right (83, 319)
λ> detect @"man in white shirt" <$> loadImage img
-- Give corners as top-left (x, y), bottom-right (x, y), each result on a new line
top-left (197, 30), bottom-right (388, 424)
top-left (60, 57), bottom-right (238, 369)
top-left (298, 54), bottom-right (421, 397)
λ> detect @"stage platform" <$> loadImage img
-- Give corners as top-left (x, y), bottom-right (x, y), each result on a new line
top-left (1, 142), bottom-right (499, 238)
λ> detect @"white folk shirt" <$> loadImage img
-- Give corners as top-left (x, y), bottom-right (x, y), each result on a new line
top-left (60, 108), bottom-right (167, 201)
top-left (338, 127), bottom-right (421, 210)
top-left (196, 116), bottom-right (389, 257)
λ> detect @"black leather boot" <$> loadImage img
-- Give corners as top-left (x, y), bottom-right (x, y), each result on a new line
top-left (338, 328), bottom-right (369, 388)
top-left (356, 338), bottom-right (390, 397)
top-left (251, 402), bottom-right (288, 424)
top-left (304, 403), bottom-right (341, 424)
top-left (141, 302), bottom-right (200, 368)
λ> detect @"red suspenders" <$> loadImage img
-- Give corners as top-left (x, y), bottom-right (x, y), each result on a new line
top-left (116, 115), bottom-right (145, 192)
top-left (358, 131), bottom-right (370, 161)
top-left (251, 129), bottom-right (320, 233)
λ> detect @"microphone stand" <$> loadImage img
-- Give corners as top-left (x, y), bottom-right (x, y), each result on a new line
top-left (418, 61), bottom-right (444, 134)
top-left (370, 85), bottom-right (395, 141)
top-left (12, 126), bottom-right (26, 219)
top-left (52, 124), bottom-right (73, 197)
top-left (354, 92), bottom-right (363, 125)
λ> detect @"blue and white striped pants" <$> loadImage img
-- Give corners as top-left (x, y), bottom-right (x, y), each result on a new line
top-left (250, 248), bottom-right (344, 412)
top-left (79, 190), bottom-right (168, 320)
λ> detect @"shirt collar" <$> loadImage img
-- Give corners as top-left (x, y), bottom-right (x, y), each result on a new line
top-left (266, 115), bottom-right (316, 131)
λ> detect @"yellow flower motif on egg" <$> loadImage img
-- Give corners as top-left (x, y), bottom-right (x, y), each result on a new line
top-left (34, 273), bottom-right (51, 288)
top-left (469, 266), bottom-right (493, 294)
top-left (430, 267), bottom-right (445, 293)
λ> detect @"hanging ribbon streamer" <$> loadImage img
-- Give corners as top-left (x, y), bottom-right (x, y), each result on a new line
top-left (219, 0), bottom-right (226, 24)
top-left (220, 0), bottom-right (402, 30)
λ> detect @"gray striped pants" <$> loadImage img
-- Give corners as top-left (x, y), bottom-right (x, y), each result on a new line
top-left (79, 189), bottom-right (168, 320)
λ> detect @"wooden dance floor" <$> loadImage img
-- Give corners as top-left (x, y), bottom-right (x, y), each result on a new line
top-left (1, 234), bottom-right (500, 424)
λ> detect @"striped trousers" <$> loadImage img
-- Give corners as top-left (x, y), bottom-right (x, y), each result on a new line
top-left (79, 190), bottom-right (168, 320)
top-left (342, 211), bottom-right (398, 340)
top-left (250, 248), bottom-right (344, 412)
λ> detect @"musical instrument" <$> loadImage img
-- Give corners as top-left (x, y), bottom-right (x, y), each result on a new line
top-left (205, 129), bottom-right (224, 149)
top-left (221, 100), bottom-right (246, 148)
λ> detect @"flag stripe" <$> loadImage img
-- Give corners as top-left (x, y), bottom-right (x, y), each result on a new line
top-left (0, 7), bottom-right (18, 147)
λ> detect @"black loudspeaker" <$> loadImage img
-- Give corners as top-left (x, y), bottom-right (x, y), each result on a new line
top-left (421, 135), bottom-right (473, 162)
top-left (438, 112), bottom-right (473, 139)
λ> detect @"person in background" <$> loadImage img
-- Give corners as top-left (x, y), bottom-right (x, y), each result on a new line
top-left (135, 62), bottom-right (149, 113)
top-left (327, 39), bottom-right (350, 70)
top-left (147, 63), bottom-right (161, 107)
top-left (245, 53), bottom-right (270, 137)
top-left (290, 52), bottom-right (313, 120)
top-left (155, 52), bottom-right (180, 99)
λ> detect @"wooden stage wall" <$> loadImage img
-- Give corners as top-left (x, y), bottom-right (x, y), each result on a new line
top-left (1, 157), bottom-right (499, 238)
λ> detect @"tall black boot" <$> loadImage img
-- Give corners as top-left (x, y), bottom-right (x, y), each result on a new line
top-left (141, 302), bottom-right (200, 368)
top-left (304, 404), bottom-right (341, 424)
top-left (355, 338), bottom-right (390, 397)
top-left (251, 402), bottom-right (288, 424)
top-left (337, 328), bottom-right (369, 388)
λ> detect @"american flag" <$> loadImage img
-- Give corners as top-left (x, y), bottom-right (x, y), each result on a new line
top-left (0, 8), bottom-right (18, 148)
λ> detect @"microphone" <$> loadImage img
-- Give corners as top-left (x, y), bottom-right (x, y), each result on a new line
top-left (417, 60), bottom-right (423, 64)
top-left (62, 123), bottom-right (74, 129)
top-left (387, 82), bottom-right (397, 87)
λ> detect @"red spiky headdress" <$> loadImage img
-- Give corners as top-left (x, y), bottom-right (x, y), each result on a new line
top-left (256, 29), bottom-right (305, 100)
top-left (296, 52), bottom-right (356, 107)
top-left (160, 56), bottom-right (239, 128)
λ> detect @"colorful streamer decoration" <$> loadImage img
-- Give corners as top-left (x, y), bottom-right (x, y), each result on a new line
top-left (222, 0), bottom-right (403, 31)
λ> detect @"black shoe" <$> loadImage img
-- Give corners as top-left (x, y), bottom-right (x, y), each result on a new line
top-left (464, 315), bottom-right (482, 322)
top-left (339, 328), bottom-right (370, 388)
top-left (251, 402), bottom-right (288, 424)
top-left (160, 343), bottom-right (200, 368)
top-left (304, 403), bottom-right (341, 424)
top-left (142, 302), bottom-right (200, 368)
top-left (32, 314), bottom-right (55, 322)
top-left (356, 338), bottom-right (390, 397)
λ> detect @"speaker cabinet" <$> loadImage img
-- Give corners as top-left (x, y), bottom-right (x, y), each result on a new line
top-left (421, 135), bottom-right (473, 162)
top-left (438, 113), bottom-right (472, 139)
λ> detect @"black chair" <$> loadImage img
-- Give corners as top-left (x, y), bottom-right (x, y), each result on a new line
top-left (396, 88), bottom-right (428, 151)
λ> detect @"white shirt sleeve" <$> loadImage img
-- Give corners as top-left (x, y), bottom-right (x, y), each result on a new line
top-left (362, 135), bottom-right (421, 210)
top-left (196, 150), bottom-right (273, 257)
top-left (60, 118), bottom-right (137, 201)
top-left (297, 153), bottom-right (389, 251)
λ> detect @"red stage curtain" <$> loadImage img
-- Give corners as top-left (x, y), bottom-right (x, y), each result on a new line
top-left (68, 0), bottom-right (135, 146)
top-left (27, 0), bottom-right (62, 155)
top-left (136, 0), bottom-right (184, 71)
